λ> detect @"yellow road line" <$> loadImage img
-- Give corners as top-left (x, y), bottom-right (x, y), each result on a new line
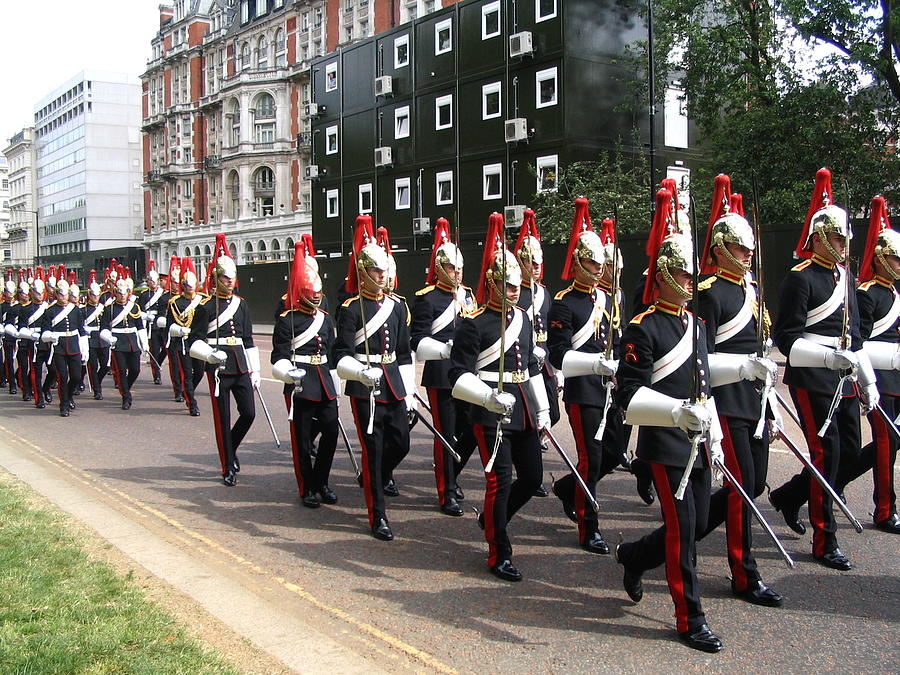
top-left (0, 423), bottom-right (456, 675)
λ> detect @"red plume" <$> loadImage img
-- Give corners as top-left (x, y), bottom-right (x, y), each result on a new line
top-left (68, 270), bottom-right (77, 285)
top-left (426, 217), bottom-right (453, 285)
top-left (729, 193), bottom-right (745, 217)
top-left (345, 215), bottom-right (376, 294)
top-left (35, 265), bottom-right (45, 282)
top-left (795, 168), bottom-right (834, 259)
top-left (477, 212), bottom-right (506, 305)
top-left (643, 189), bottom-right (675, 305)
top-left (660, 178), bottom-right (681, 213)
top-left (203, 233), bottom-right (233, 294)
top-left (700, 174), bottom-right (733, 274)
top-left (858, 196), bottom-right (892, 283)
top-left (149, 259), bottom-right (157, 272)
top-left (18, 268), bottom-right (25, 284)
top-left (600, 218), bottom-right (616, 247)
top-left (167, 257), bottom-right (181, 292)
top-left (514, 208), bottom-right (540, 254)
top-left (285, 241), bottom-right (307, 311)
top-left (562, 197), bottom-right (594, 280)
top-left (180, 257), bottom-right (197, 287)
top-left (57, 265), bottom-right (66, 283)
top-left (301, 233), bottom-right (316, 259)
top-left (376, 226), bottom-right (397, 286)
top-left (88, 269), bottom-right (97, 285)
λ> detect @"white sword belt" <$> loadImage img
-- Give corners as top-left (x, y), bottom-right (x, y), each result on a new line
top-left (49, 330), bottom-right (80, 337)
top-left (801, 332), bottom-right (841, 348)
top-left (112, 327), bottom-right (138, 334)
top-left (355, 352), bottom-right (396, 364)
top-left (477, 369), bottom-right (527, 383)
top-left (292, 353), bottom-right (327, 365)
top-left (85, 326), bottom-right (98, 333)
top-left (208, 336), bottom-right (242, 346)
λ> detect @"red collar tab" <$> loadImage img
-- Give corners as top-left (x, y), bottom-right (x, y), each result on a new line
top-left (361, 290), bottom-right (384, 301)
top-left (655, 299), bottom-right (684, 316)
top-left (875, 274), bottom-right (894, 288)
top-left (573, 281), bottom-right (595, 293)
top-left (811, 254), bottom-right (836, 269)
top-left (716, 268), bottom-right (744, 284)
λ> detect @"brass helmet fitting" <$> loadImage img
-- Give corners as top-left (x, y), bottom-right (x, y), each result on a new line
top-left (657, 233), bottom-right (694, 299)
top-left (876, 229), bottom-right (900, 280)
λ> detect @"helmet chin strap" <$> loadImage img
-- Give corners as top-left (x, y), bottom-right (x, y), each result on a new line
top-left (575, 256), bottom-right (602, 284)
top-left (714, 241), bottom-right (751, 274)
top-left (876, 250), bottom-right (900, 280)
top-left (660, 261), bottom-right (692, 299)
top-left (360, 266), bottom-right (387, 294)
top-left (816, 225), bottom-right (845, 263)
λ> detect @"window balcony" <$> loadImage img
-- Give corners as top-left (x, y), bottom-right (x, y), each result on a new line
top-left (204, 155), bottom-right (223, 170)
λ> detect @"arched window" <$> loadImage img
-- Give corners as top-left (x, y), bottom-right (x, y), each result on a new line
top-left (255, 92), bottom-right (275, 119)
top-left (257, 35), bottom-right (269, 69)
top-left (229, 242), bottom-right (238, 261)
top-left (244, 240), bottom-right (254, 263)
top-left (254, 93), bottom-right (275, 145)
top-left (253, 166), bottom-right (275, 216)
top-left (184, 247), bottom-right (192, 257)
top-left (271, 238), bottom-right (281, 260)
top-left (204, 244), bottom-right (211, 256)
top-left (257, 239), bottom-right (268, 262)
top-left (240, 43), bottom-right (251, 71)
top-left (194, 246), bottom-right (202, 257)
top-left (227, 170), bottom-right (240, 219)
top-left (274, 29), bottom-right (286, 67)
top-left (285, 236), bottom-right (294, 250)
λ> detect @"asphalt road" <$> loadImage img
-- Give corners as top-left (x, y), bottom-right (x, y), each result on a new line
top-left (1, 338), bottom-right (898, 674)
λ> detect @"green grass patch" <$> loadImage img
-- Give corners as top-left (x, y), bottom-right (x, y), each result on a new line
top-left (0, 474), bottom-right (241, 674)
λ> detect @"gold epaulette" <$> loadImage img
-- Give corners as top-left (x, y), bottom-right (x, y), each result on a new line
top-left (415, 285), bottom-right (435, 296)
top-left (630, 306), bottom-right (656, 324)
top-left (468, 307), bottom-right (485, 319)
top-left (554, 285), bottom-right (574, 300)
top-left (200, 295), bottom-right (213, 305)
top-left (697, 276), bottom-right (717, 291)
top-left (792, 260), bottom-right (812, 272)
top-left (341, 296), bottom-right (358, 308)
top-left (858, 280), bottom-right (876, 291)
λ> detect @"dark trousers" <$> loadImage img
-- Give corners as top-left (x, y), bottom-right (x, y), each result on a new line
top-left (206, 370), bottom-right (255, 475)
top-left (113, 351), bottom-right (141, 403)
top-left (17, 341), bottom-right (33, 399)
top-left (147, 328), bottom-right (167, 382)
top-left (349, 396), bottom-right (410, 527)
top-left (286, 393), bottom-right (338, 497)
top-left (618, 461), bottom-right (711, 633)
top-left (700, 416), bottom-right (769, 589)
top-left (555, 402), bottom-right (623, 544)
top-left (1, 339), bottom-right (14, 386)
top-left (31, 348), bottom-right (54, 407)
top-left (771, 387), bottom-right (860, 556)
top-left (427, 387), bottom-right (477, 505)
top-left (838, 393), bottom-right (899, 523)
top-left (544, 368), bottom-right (560, 426)
top-left (87, 345), bottom-right (110, 395)
top-left (171, 345), bottom-right (203, 410)
top-left (53, 352), bottom-right (82, 410)
top-left (473, 423), bottom-right (543, 567)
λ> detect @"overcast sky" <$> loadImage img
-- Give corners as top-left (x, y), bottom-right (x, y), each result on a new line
top-left (0, 0), bottom-right (162, 144)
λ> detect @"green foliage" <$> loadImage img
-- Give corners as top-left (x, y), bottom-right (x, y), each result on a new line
top-left (530, 146), bottom-right (652, 242)
top-left (0, 477), bottom-right (240, 674)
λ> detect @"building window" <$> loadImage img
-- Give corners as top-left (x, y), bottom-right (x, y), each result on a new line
top-left (257, 35), bottom-right (269, 68)
top-left (241, 0), bottom-right (250, 23)
top-left (274, 28), bottom-right (287, 66)
top-left (536, 0), bottom-right (557, 22)
top-left (664, 85), bottom-right (689, 148)
top-left (325, 62), bottom-right (338, 91)
top-left (394, 106), bottom-right (410, 139)
top-left (536, 67), bottom-right (558, 108)
top-left (435, 94), bottom-right (452, 130)
top-left (434, 18), bottom-right (452, 55)
top-left (255, 121), bottom-right (275, 143)
top-left (536, 154), bottom-right (558, 193)
top-left (255, 93), bottom-right (276, 118)
top-left (482, 2), bottom-right (501, 39)
top-left (359, 183), bottom-right (373, 213)
top-left (482, 82), bottom-right (501, 120)
top-left (326, 188), bottom-right (339, 217)
top-left (483, 163), bottom-right (502, 200)
top-left (435, 171), bottom-right (453, 205)
top-left (395, 177), bottom-right (411, 210)
top-left (241, 43), bottom-right (251, 71)
top-left (394, 34), bottom-right (409, 68)
top-left (255, 0), bottom-right (266, 16)
top-left (325, 125), bottom-right (339, 154)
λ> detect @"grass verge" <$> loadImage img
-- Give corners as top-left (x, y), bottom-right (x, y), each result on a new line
top-left (0, 472), bottom-right (241, 674)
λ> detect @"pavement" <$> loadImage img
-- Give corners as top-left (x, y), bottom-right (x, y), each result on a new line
top-left (0, 337), bottom-right (898, 674)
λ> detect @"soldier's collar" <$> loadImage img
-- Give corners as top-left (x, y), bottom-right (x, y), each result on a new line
top-left (486, 299), bottom-right (513, 313)
top-left (298, 303), bottom-right (318, 315)
top-left (811, 253), bottom-right (837, 270)
top-left (436, 281), bottom-right (455, 292)
top-left (654, 299), bottom-right (685, 316)
top-left (215, 292), bottom-right (233, 299)
top-left (716, 268), bottom-right (744, 284)
top-left (874, 274), bottom-right (895, 288)
top-left (361, 289), bottom-right (384, 301)
top-left (573, 281), bottom-right (595, 293)
top-left (597, 279), bottom-right (613, 293)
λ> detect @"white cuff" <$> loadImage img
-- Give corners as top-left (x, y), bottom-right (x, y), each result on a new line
top-left (788, 338), bottom-right (831, 368)
top-left (415, 336), bottom-right (449, 361)
top-left (855, 349), bottom-right (877, 387)
top-left (400, 362), bottom-right (416, 399)
top-left (99, 329), bottom-right (114, 345)
top-left (707, 352), bottom-right (746, 387)
top-left (330, 369), bottom-right (342, 395)
top-left (452, 371), bottom-right (493, 409)
top-left (336, 355), bottom-right (366, 382)
top-left (246, 346), bottom-right (261, 374)
top-left (272, 358), bottom-right (295, 383)
top-left (526, 373), bottom-right (550, 416)
top-left (561, 350), bottom-right (601, 378)
top-left (624, 386), bottom-right (683, 427)
top-left (189, 340), bottom-right (213, 361)
top-left (863, 340), bottom-right (900, 370)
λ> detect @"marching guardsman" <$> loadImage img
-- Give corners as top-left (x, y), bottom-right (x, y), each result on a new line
top-left (694, 174), bottom-right (783, 607)
top-left (189, 234), bottom-right (260, 486)
top-left (83, 271), bottom-right (110, 400)
top-left (18, 267), bottom-right (53, 408)
top-left (271, 240), bottom-right (339, 507)
top-left (39, 278), bottom-right (87, 417)
top-left (166, 257), bottom-right (205, 416)
top-left (138, 260), bottom-right (169, 386)
top-left (449, 213), bottom-right (550, 582)
top-left (334, 216), bottom-right (415, 540)
top-left (833, 196), bottom-right (900, 534)
top-left (514, 209), bottom-right (557, 499)
top-left (274, 236), bottom-right (330, 317)
top-left (767, 168), bottom-right (875, 570)
top-left (101, 271), bottom-right (147, 410)
top-left (2, 273), bottom-right (19, 393)
top-left (411, 218), bottom-right (478, 516)
top-left (547, 198), bottom-right (619, 555)
top-left (11, 274), bottom-right (33, 401)
top-left (613, 189), bottom-right (725, 653)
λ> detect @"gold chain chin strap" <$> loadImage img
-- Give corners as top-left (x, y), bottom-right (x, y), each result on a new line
top-left (660, 260), bottom-right (692, 299)
top-left (875, 249), bottom-right (900, 280)
top-left (715, 240), bottom-right (751, 273)
top-left (816, 224), bottom-right (845, 263)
